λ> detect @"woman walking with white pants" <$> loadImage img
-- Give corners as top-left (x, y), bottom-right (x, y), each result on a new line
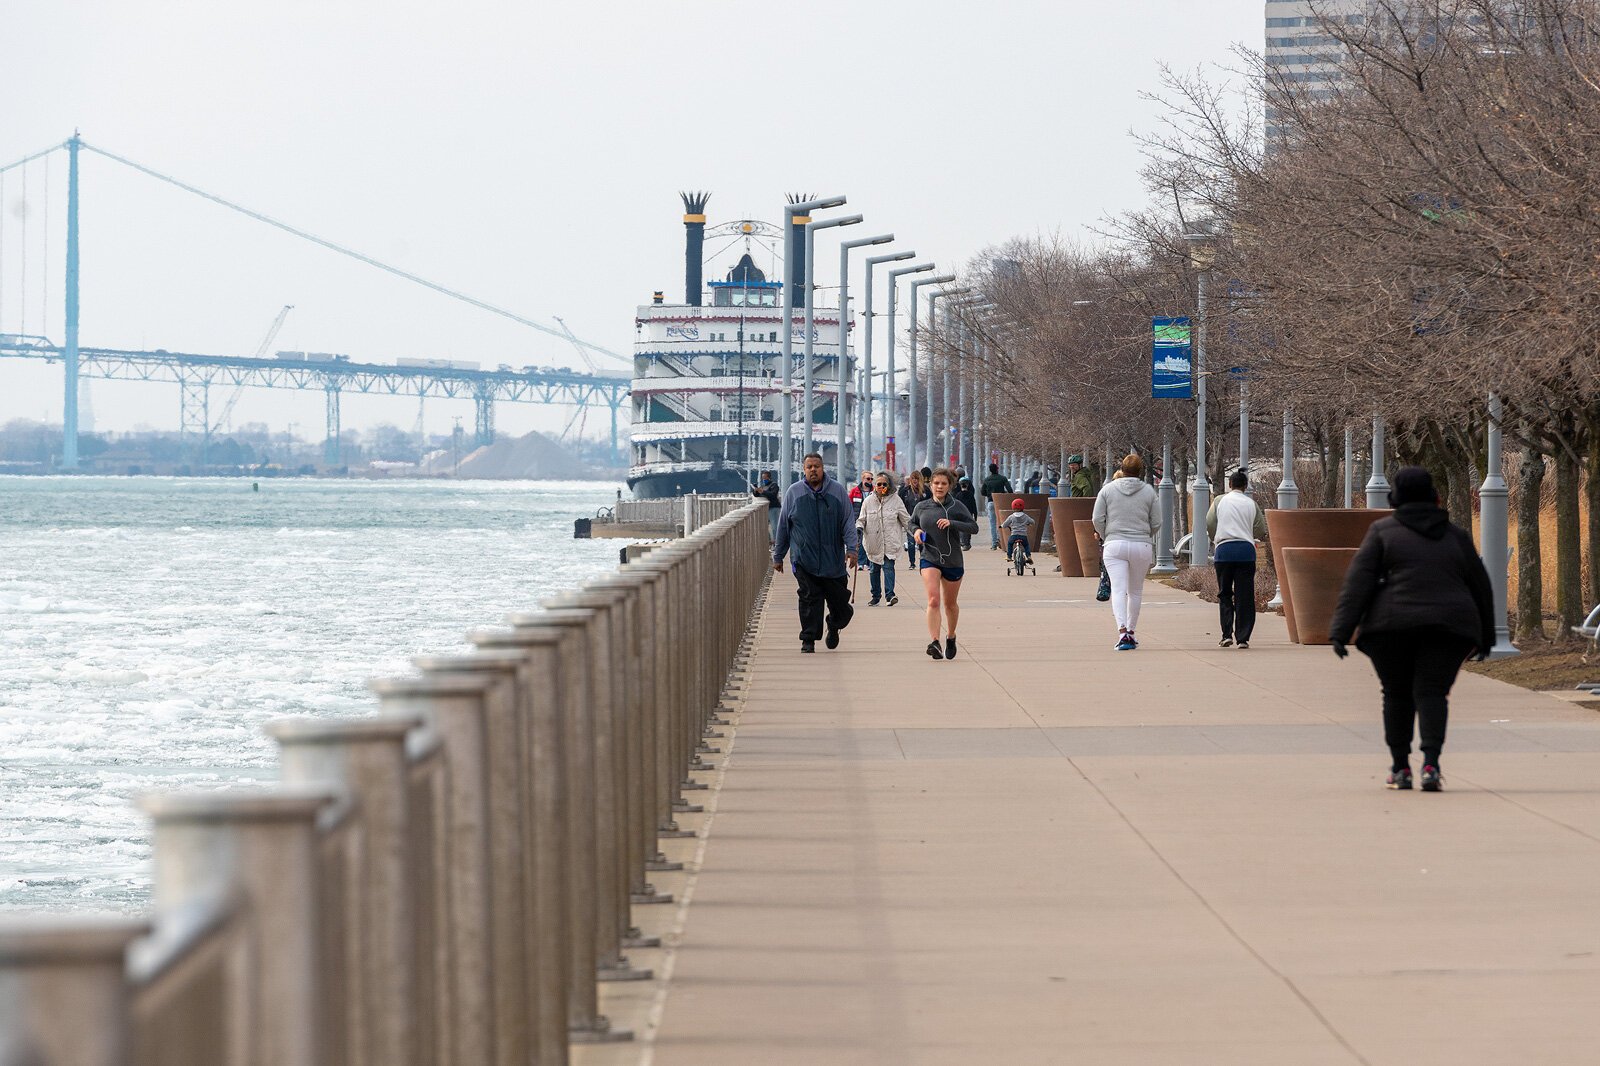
top-left (1092, 453), bottom-right (1160, 651)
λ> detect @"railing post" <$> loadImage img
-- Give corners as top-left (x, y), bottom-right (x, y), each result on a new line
top-left (266, 715), bottom-right (421, 1066)
top-left (139, 789), bottom-right (334, 1066)
top-left (0, 920), bottom-right (148, 1066)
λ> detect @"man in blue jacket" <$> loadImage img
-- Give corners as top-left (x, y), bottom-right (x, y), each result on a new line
top-left (773, 452), bottom-right (859, 653)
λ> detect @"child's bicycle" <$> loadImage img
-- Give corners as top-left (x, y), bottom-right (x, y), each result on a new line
top-left (1006, 536), bottom-right (1036, 577)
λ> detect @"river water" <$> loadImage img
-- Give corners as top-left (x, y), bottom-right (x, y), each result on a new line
top-left (0, 476), bottom-right (625, 913)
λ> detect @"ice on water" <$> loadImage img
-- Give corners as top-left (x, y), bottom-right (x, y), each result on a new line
top-left (0, 476), bottom-right (624, 912)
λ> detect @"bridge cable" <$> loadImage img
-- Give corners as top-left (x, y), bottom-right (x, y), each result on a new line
top-left (0, 141), bottom-right (66, 179)
top-left (77, 140), bottom-right (629, 364)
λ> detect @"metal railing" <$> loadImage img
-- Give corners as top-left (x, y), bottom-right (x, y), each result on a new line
top-left (0, 501), bottom-right (773, 1066)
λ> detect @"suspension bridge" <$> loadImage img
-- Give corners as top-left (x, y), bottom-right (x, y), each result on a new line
top-left (0, 134), bottom-right (631, 467)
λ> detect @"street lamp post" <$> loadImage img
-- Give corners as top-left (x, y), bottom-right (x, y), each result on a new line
top-left (927, 288), bottom-right (974, 467)
top-left (1365, 413), bottom-right (1390, 508)
top-left (906, 273), bottom-right (955, 473)
top-left (863, 251), bottom-right (917, 469)
top-left (804, 213), bottom-right (863, 458)
top-left (884, 262), bottom-right (933, 472)
top-left (1481, 392), bottom-right (1519, 658)
top-left (781, 195), bottom-right (845, 486)
top-left (838, 233), bottom-right (893, 479)
top-left (1184, 224), bottom-right (1225, 568)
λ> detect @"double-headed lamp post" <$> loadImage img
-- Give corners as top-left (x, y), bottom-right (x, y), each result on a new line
top-left (950, 297), bottom-right (993, 473)
top-left (838, 233), bottom-right (894, 479)
top-left (781, 194), bottom-right (845, 486)
top-left (885, 263), bottom-right (935, 472)
top-left (1183, 223), bottom-right (1225, 568)
top-left (804, 213), bottom-right (863, 456)
top-left (863, 250), bottom-right (916, 471)
top-left (926, 286), bottom-right (973, 468)
top-left (906, 273), bottom-right (956, 472)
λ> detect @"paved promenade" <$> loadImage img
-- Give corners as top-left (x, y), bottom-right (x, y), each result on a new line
top-left (579, 557), bottom-right (1600, 1065)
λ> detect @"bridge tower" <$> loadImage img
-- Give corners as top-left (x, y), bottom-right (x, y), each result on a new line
top-left (178, 372), bottom-right (211, 465)
top-left (324, 383), bottom-right (342, 465)
top-left (473, 389), bottom-right (494, 447)
top-left (61, 133), bottom-right (82, 470)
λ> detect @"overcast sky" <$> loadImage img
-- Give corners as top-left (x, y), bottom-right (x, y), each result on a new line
top-left (0, 0), bottom-right (1261, 440)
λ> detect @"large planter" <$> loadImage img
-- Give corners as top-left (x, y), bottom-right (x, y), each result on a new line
top-left (1048, 498), bottom-right (1097, 576)
top-left (1073, 520), bottom-right (1103, 574)
top-left (993, 493), bottom-right (1050, 551)
top-left (1266, 508), bottom-right (1389, 643)
top-left (1282, 547), bottom-right (1360, 645)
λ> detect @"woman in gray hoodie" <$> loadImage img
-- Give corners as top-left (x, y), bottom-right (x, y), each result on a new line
top-left (1092, 453), bottom-right (1161, 650)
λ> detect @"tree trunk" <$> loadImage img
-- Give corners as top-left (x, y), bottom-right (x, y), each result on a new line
top-left (1516, 442), bottom-right (1546, 642)
top-left (1587, 415), bottom-right (1600, 610)
top-left (1554, 424), bottom-right (1583, 639)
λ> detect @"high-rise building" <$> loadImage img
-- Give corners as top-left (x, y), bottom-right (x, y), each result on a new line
top-left (1264, 1), bottom-right (1367, 138)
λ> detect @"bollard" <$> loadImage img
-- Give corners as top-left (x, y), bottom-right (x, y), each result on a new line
top-left (266, 715), bottom-right (421, 1066)
top-left (0, 919), bottom-right (148, 1066)
top-left (139, 788), bottom-right (335, 1066)
top-left (367, 674), bottom-right (501, 1066)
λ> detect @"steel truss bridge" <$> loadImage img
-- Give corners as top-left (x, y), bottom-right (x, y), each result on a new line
top-left (0, 336), bottom-right (629, 464)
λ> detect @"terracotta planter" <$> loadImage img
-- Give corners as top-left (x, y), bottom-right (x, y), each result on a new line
top-left (1048, 497), bottom-right (1097, 576)
top-left (1073, 521), bottom-right (1102, 573)
top-left (1282, 547), bottom-right (1360, 645)
top-left (1265, 508), bottom-right (1389, 643)
top-left (993, 493), bottom-right (1050, 551)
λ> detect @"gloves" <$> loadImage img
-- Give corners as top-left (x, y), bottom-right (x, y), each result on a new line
top-left (1331, 641), bottom-right (1348, 660)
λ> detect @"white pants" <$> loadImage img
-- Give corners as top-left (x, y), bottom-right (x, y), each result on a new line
top-left (1102, 539), bottom-right (1154, 634)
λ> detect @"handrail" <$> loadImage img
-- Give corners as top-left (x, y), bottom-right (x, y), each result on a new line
top-left (0, 500), bottom-right (774, 1066)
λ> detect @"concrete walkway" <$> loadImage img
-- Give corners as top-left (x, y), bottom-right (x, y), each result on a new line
top-left (579, 557), bottom-right (1600, 1066)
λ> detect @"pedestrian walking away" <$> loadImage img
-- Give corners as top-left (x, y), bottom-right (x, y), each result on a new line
top-left (1092, 453), bottom-right (1160, 651)
top-left (1208, 469), bottom-right (1268, 649)
top-left (773, 453), bottom-right (859, 654)
top-left (753, 472), bottom-right (781, 543)
top-left (910, 467), bottom-right (980, 661)
top-left (1328, 466), bottom-right (1495, 792)
top-left (955, 476), bottom-right (979, 550)
top-left (980, 462), bottom-right (1013, 550)
top-left (1001, 497), bottom-right (1035, 567)
top-left (899, 470), bottom-right (931, 569)
top-left (856, 471), bottom-right (911, 607)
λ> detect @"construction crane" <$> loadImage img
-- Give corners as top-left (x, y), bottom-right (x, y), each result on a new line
top-left (553, 316), bottom-right (600, 374)
top-left (212, 304), bottom-right (293, 435)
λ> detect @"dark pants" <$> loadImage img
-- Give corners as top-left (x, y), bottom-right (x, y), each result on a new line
top-left (869, 561), bottom-right (896, 601)
top-left (1214, 560), bottom-right (1257, 641)
top-left (1362, 630), bottom-right (1474, 770)
top-left (794, 566), bottom-right (854, 642)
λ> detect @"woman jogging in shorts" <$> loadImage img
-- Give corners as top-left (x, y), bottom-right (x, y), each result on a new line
top-left (910, 468), bottom-right (980, 661)
top-left (1092, 453), bottom-right (1160, 651)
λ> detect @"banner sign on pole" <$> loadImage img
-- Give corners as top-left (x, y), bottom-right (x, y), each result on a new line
top-left (1152, 316), bottom-right (1194, 399)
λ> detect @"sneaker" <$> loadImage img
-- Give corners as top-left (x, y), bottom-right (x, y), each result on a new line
top-left (1125, 631), bottom-right (1138, 650)
top-left (1219, 637), bottom-right (1234, 648)
top-left (945, 636), bottom-right (957, 660)
top-left (887, 594), bottom-right (898, 606)
top-left (801, 639), bottom-right (815, 654)
top-left (1386, 767), bottom-right (1413, 790)
top-left (1237, 640), bottom-right (1249, 650)
top-left (1115, 636), bottom-right (1134, 651)
top-left (926, 640), bottom-right (944, 660)
top-left (868, 597), bottom-right (880, 607)
top-left (1420, 765), bottom-right (1443, 792)
top-left (825, 624), bottom-right (840, 650)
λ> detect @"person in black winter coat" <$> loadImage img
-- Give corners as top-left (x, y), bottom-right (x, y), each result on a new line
top-left (954, 477), bottom-right (980, 550)
top-left (1328, 466), bottom-right (1495, 792)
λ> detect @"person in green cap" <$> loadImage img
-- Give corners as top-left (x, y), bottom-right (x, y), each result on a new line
top-left (1065, 455), bottom-right (1094, 498)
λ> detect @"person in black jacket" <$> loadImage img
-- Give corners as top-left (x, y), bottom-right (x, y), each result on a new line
top-left (954, 477), bottom-right (979, 550)
top-left (1328, 466), bottom-right (1495, 792)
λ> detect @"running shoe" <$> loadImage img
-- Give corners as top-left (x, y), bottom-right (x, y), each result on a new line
top-left (945, 636), bottom-right (957, 660)
top-left (1386, 767), bottom-right (1413, 790)
top-left (868, 597), bottom-right (880, 607)
top-left (825, 624), bottom-right (840, 650)
top-left (801, 639), bottom-right (816, 654)
top-left (1125, 631), bottom-right (1139, 650)
top-left (1219, 637), bottom-right (1234, 648)
top-left (887, 594), bottom-right (898, 606)
top-left (1115, 636), bottom-right (1134, 651)
top-left (926, 640), bottom-right (944, 660)
top-left (1420, 765), bottom-right (1443, 792)
top-left (1237, 641), bottom-right (1250, 650)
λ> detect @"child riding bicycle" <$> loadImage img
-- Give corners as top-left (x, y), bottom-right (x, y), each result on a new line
top-left (1001, 499), bottom-right (1035, 566)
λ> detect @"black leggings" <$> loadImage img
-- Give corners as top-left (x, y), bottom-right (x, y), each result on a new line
top-left (1362, 630), bottom-right (1474, 770)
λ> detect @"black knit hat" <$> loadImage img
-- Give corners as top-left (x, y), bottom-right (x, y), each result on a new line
top-left (1388, 465), bottom-right (1438, 507)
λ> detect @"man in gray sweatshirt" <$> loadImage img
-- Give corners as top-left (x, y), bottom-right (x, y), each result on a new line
top-left (773, 452), bottom-right (859, 653)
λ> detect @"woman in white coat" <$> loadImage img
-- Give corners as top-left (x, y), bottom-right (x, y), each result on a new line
top-left (856, 472), bottom-right (911, 606)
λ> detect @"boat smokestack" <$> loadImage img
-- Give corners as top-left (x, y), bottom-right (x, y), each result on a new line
top-left (786, 192), bottom-right (813, 307)
top-left (681, 191), bottom-right (710, 306)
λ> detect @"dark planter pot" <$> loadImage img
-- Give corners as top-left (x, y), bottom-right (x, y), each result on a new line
top-left (1265, 508), bottom-right (1389, 643)
top-left (1048, 498), bottom-right (1097, 576)
top-left (1282, 547), bottom-right (1361, 645)
top-left (994, 493), bottom-right (1050, 551)
top-left (1073, 521), bottom-right (1103, 573)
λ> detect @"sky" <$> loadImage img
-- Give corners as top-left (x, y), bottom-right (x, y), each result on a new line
top-left (0, 0), bottom-right (1263, 442)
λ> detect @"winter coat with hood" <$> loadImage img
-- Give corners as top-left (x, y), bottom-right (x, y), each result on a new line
top-left (1328, 503), bottom-right (1495, 651)
top-left (856, 489), bottom-right (911, 563)
top-left (1092, 476), bottom-right (1160, 546)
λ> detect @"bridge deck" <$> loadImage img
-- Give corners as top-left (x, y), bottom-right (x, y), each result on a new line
top-left (580, 559), bottom-right (1600, 1066)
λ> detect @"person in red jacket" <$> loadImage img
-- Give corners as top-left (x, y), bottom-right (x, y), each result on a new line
top-left (1329, 466), bottom-right (1495, 792)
